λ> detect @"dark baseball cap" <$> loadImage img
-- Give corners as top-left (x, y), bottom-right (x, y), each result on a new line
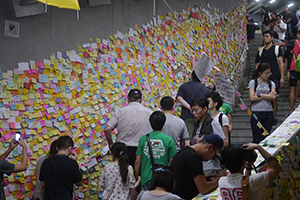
top-left (202, 134), bottom-right (224, 150)
top-left (128, 89), bottom-right (142, 100)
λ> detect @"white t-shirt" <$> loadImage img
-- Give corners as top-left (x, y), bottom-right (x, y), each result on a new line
top-left (213, 113), bottom-right (229, 127)
top-left (273, 21), bottom-right (287, 41)
top-left (217, 172), bottom-right (269, 200)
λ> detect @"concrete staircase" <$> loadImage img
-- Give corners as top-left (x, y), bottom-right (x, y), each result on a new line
top-left (231, 34), bottom-right (293, 145)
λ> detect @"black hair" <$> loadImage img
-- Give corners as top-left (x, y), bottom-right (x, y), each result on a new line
top-left (269, 18), bottom-right (276, 24)
top-left (252, 63), bottom-right (271, 79)
top-left (190, 97), bottom-right (209, 109)
top-left (191, 71), bottom-right (201, 82)
top-left (297, 30), bottom-right (300, 35)
top-left (220, 145), bottom-right (246, 173)
top-left (150, 166), bottom-right (175, 192)
top-left (206, 92), bottom-right (223, 110)
top-left (111, 142), bottom-right (129, 185)
top-left (263, 30), bottom-right (275, 38)
top-left (276, 14), bottom-right (282, 19)
top-left (160, 96), bottom-right (174, 111)
top-left (49, 140), bottom-right (58, 157)
top-left (150, 111), bottom-right (166, 131)
top-left (56, 136), bottom-right (74, 150)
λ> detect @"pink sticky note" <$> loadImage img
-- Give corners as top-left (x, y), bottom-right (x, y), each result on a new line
top-left (240, 103), bottom-right (247, 110)
top-left (66, 119), bottom-right (71, 125)
top-left (235, 91), bottom-right (242, 97)
top-left (41, 121), bottom-right (46, 127)
top-left (88, 47), bottom-right (93, 52)
top-left (108, 57), bottom-right (112, 62)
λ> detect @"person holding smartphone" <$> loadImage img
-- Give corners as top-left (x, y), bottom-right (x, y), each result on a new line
top-left (0, 132), bottom-right (28, 200)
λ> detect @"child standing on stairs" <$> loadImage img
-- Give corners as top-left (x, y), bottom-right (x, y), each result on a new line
top-left (248, 63), bottom-right (277, 143)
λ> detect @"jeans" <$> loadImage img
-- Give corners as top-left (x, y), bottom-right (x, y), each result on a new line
top-left (250, 111), bottom-right (273, 143)
top-left (286, 23), bottom-right (294, 40)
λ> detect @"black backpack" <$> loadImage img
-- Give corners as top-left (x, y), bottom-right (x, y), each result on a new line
top-left (291, 13), bottom-right (298, 26)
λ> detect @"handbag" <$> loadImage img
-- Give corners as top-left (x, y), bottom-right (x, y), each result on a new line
top-left (146, 134), bottom-right (165, 171)
top-left (294, 40), bottom-right (300, 72)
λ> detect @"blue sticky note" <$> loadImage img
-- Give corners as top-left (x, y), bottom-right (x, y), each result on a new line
top-left (57, 116), bottom-right (63, 121)
top-left (10, 104), bottom-right (17, 110)
top-left (28, 107), bottom-right (34, 113)
top-left (39, 74), bottom-right (48, 83)
top-left (82, 144), bottom-right (87, 149)
top-left (53, 78), bottom-right (58, 83)
top-left (102, 160), bottom-right (106, 166)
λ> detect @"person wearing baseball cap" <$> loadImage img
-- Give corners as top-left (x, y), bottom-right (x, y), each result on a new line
top-left (104, 89), bottom-right (153, 167)
top-left (171, 133), bottom-right (225, 200)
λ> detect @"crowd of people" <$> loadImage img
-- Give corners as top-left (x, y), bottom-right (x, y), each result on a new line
top-left (0, 69), bottom-right (284, 200)
top-left (98, 83), bottom-right (282, 200)
top-left (245, 5), bottom-right (300, 146)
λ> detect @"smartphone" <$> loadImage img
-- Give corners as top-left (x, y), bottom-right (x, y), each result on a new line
top-left (15, 132), bottom-right (21, 142)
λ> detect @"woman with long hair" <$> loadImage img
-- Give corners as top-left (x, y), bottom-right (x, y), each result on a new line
top-left (98, 142), bottom-right (139, 200)
top-left (249, 63), bottom-right (277, 143)
top-left (137, 166), bottom-right (182, 200)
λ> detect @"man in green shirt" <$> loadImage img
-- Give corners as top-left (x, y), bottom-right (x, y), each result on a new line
top-left (135, 111), bottom-right (177, 190)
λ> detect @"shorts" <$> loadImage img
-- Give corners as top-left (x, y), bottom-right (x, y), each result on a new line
top-left (270, 79), bottom-right (280, 95)
top-left (289, 70), bottom-right (300, 87)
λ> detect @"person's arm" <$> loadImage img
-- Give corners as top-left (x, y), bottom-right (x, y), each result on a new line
top-left (222, 125), bottom-right (229, 147)
top-left (180, 139), bottom-right (186, 150)
top-left (168, 157), bottom-right (173, 164)
top-left (104, 125), bottom-right (114, 149)
top-left (0, 139), bottom-right (18, 160)
top-left (193, 174), bottom-right (219, 194)
top-left (277, 24), bottom-right (287, 33)
top-left (227, 113), bottom-right (233, 132)
top-left (134, 155), bottom-right (141, 179)
top-left (260, 88), bottom-right (277, 101)
top-left (243, 143), bottom-right (282, 182)
top-left (278, 56), bottom-right (285, 87)
top-left (13, 138), bottom-right (28, 172)
top-left (249, 88), bottom-right (262, 102)
top-left (40, 181), bottom-right (45, 189)
top-left (74, 180), bottom-right (82, 186)
top-left (176, 96), bottom-right (191, 111)
top-left (261, 15), bottom-right (264, 24)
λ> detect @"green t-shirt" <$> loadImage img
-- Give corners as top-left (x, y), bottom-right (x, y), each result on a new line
top-left (136, 131), bottom-right (177, 186)
top-left (219, 102), bottom-right (232, 115)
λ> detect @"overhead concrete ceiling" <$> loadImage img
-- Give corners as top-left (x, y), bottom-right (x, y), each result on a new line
top-left (247, 0), bottom-right (299, 16)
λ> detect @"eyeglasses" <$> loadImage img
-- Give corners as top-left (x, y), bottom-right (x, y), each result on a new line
top-left (263, 72), bottom-right (272, 75)
top-left (191, 108), bottom-right (199, 114)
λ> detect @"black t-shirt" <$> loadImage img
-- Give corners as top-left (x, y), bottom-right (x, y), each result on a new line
top-left (247, 19), bottom-right (255, 33)
top-left (170, 146), bottom-right (204, 200)
top-left (255, 45), bottom-right (284, 80)
top-left (176, 81), bottom-right (210, 120)
top-left (282, 11), bottom-right (293, 22)
top-left (261, 11), bottom-right (269, 25)
top-left (39, 155), bottom-right (82, 200)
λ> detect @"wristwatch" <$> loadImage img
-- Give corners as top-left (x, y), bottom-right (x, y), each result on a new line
top-left (257, 93), bottom-right (260, 97)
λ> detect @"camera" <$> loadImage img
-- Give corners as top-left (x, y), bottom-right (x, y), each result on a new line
top-left (243, 149), bottom-right (256, 163)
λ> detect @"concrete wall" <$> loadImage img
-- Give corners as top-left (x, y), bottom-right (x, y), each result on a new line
top-left (0, 0), bottom-right (239, 72)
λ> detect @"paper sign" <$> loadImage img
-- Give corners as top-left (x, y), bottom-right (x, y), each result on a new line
top-left (194, 53), bottom-right (214, 81)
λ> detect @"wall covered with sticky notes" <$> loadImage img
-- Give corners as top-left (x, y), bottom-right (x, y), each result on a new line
top-left (0, 1), bottom-right (247, 199)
